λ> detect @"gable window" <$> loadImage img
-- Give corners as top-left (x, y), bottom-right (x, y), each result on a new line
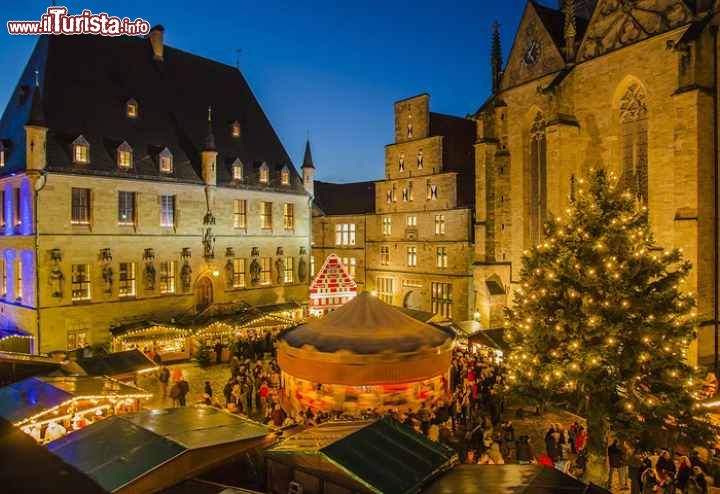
top-left (402, 188), bottom-right (409, 202)
top-left (619, 83), bottom-right (649, 203)
top-left (71, 264), bottom-right (91, 301)
top-left (231, 121), bottom-right (241, 138)
top-left (117, 142), bottom-right (133, 169)
top-left (118, 262), bottom-right (136, 297)
top-left (407, 246), bottom-right (417, 267)
top-left (160, 195), bottom-right (175, 227)
top-left (391, 183), bottom-right (397, 202)
top-left (260, 202), bottom-right (273, 229)
top-left (232, 159), bottom-right (243, 180)
top-left (71, 188), bottom-right (91, 225)
top-left (232, 259), bottom-right (246, 288)
top-left (260, 257), bottom-right (271, 285)
top-left (417, 151), bottom-right (424, 169)
top-left (436, 247), bottom-right (448, 268)
top-left (529, 112), bottom-right (548, 245)
top-left (159, 148), bottom-right (173, 173)
top-left (281, 166), bottom-right (290, 186)
top-left (283, 203), bottom-right (295, 230)
top-left (259, 163), bottom-right (269, 184)
top-left (386, 190), bottom-right (392, 204)
top-left (399, 154), bottom-right (405, 172)
top-left (233, 199), bottom-right (247, 229)
top-left (335, 223), bottom-right (356, 246)
top-left (427, 182), bottom-right (438, 200)
top-left (118, 191), bottom-right (136, 226)
top-left (435, 214), bottom-right (446, 235)
top-left (380, 246), bottom-right (390, 266)
top-left (382, 217), bottom-right (392, 235)
top-left (126, 99), bottom-right (138, 118)
top-left (72, 135), bottom-right (90, 164)
top-left (407, 215), bottom-right (417, 227)
top-left (159, 261), bottom-right (176, 294)
top-left (284, 257), bottom-right (294, 283)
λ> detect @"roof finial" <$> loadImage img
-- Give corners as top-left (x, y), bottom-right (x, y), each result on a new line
top-left (34, 68), bottom-right (40, 88)
top-left (491, 21), bottom-right (502, 94)
top-left (207, 105), bottom-right (212, 123)
top-left (203, 106), bottom-right (216, 151)
top-left (564, 0), bottom-right (577, 61)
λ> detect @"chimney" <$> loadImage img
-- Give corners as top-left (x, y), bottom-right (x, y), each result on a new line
top-left (149, 25), bottom-right (165, 62)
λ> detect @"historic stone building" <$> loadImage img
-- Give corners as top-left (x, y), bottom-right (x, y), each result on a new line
top-left (312, 94), bottom-right (476, 320)
top-left (473, 0), bottom-right (719, 364)
top-left (0, 28), bottom-right (311, 353)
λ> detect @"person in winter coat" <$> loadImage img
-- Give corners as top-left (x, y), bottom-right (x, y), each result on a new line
top-left (687, 466), bottom-right (708, 494)
top-left (676, 456), bottom-right (692, 493)
top-left (516, 435), bottom-right (534, 464)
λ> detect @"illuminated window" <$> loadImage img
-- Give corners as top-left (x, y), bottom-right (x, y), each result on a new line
top-left (380, 246), bottom-right (390, 266)
top-left (283, 203), bottom-right (295, 230)
top-left (436, 247), bottom-right (448, 268)
top-left (431, 282), bottom-right (452, 318)
top-left (341, 257), bottom-right (357, 277)
top-left (377, 277), bottom-right (394, 304)
top-left (72, 135), bottom-right (90, 164)
top-left (407, 246), bottom-right (417, 267)
top-left (126, 98), bottom-right (138, 118)
top-left (160, 195), bottom-right (175, 227)
top-left (117, 141), bottom-right (132, 168)
top-left (71, 264), bottom-right (91, 301)
top-left (399, 154), bottom-right (405, 171)
top-left (407, 215), bottom-right (417, 227)
top-left (14, 258), bottom-right (22, 301)
top-left (232, 259), bottom-right (246, 288)
top-left (417, 150), bottom-right (423, 169)
top-left (259, 163), bottom-right (269, 184)
top-left (310, 256), bottom-right (316, 277)
top-left (231, 121), bottom-right (241, 138)
top-left (232, 159), bottom-right (243, 180)
top-left (427, 182), bottom-right (438, 200)
top-left (619, 83), bottom-right (649, 203)
top-left (71, 188), bottom-right (91, 225)
top-left (402, 188), bottom-right (409, 202)
top-left (529, 112), bottom-right (547, 245)
top-left (260, 201), bottom-right (273, 229)
top-left (159, 147), bottom-right (173, 173)
top-left (260, 257), bottom-right (271, 285)
top-left (67, 329), bottom-right (88, 351)
top-left (0, 260), bottom-right (5, 297)
top-left (382, 217), bottom-right (391, 235)
top-left (118, 191), bottom-right (136, 226)
top-left (13, 188), bottom-right (21, 227)
top-left (159, 261), bottom-right (176, 294)
top-left (335, 223), bottom-right (356, 246)
top-left (284, 256), bottom-right (294, 283)
top-left (0, 142), bottom-right (5, 167)
top-left (0, 191), bottom-right (4, 227)
top-left (118, 262), bottom-right (136, 297)
top-left (233, 199), bottom-right (247, 229)
top-left (435, 214), bottom-right (445, 235)
top-left (281, 166), bottom-right (290, 185)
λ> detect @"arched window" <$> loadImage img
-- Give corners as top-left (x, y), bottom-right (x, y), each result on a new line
top-left (232, 158), bottom-right (243, 180)
top-left (117, 141), bottom-right (133, 169)
top-left (159, 147), bottom-right (173, 173)
top-left (619, 83), bottom-right (648, 203)
top-left (529, 112), bottom-right (547, 246)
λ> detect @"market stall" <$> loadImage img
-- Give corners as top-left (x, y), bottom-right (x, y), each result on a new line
top-left (111, 323), bottom-right (194, 363)
top-left (0, 376), bottom-right (151, 444)
top-left (278, 291), bottom-right (455, 413)
top-left (61, 349), bottom-right (158, 384)
top-left (0, 327), bottom-right (34, 354)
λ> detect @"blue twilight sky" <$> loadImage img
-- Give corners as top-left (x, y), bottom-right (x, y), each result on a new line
top-left (0, 0), bottom-right (542, 183)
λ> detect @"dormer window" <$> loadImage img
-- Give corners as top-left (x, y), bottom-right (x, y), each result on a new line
top-left (117, 141), bottom-right (133, 169)
top-left (126, 98), bottom-right (138, 118)
top-left (72, 135), bottom-right (90, 164)
top-left (281, 166), bottom-right (290, 186)
top-left (232, 158), bottom-right (243, 180)
top-left (159, 147), bottom-right (173, 173)
top-left (231, 121), bottom-right (241, 138)
top-left (259, 162), bottom-right (269, 184)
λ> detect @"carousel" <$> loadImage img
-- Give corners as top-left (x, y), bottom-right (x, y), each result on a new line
top-left (277, 291), bottom-right (455, 413)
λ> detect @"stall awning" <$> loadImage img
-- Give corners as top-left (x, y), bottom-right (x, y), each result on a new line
top-left (74, 349), bottom-right (157, 377)
top-left (267, 418), bottom-right (457, 494)
top-left (423, 464), bottom-right (611, 494)
top-left (0, 350), bottom-right (61, 385)
top-left (469, 328), bottom-right (510, 352)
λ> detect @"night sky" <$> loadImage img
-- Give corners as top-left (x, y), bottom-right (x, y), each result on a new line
top-left (0, 0), bottom-right (538, 183)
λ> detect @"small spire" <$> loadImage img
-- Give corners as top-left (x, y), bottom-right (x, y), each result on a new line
top-left (564, 0), bottom-right (577, 61)
top-left (203, 105), bottom-right (216, 151)
top-left (34, 68), bottom-right (40, 87)
top-left (491, 21), bottom-right (503, 94)
top-left (26, 69), bottom-right (45, 127)
top-left (302, 139), bottom-right (315, 169)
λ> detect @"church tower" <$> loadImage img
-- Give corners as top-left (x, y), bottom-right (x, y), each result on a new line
top-left (301, 139), bottom-right (315, 198)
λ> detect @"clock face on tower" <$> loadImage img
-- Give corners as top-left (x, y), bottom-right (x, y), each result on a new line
top-left (523, 39), bottom-right (541, 66)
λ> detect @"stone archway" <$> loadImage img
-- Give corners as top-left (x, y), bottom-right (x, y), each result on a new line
top-left (196, 276), bottom-right (214, 312)
top-left (403, 290), bottom-right (422, 311)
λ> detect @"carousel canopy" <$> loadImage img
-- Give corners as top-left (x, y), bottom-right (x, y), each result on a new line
top-left (0, 376), bottom-right (150, 424)
top-left (282, 292), bottom-right (453, 355)
top-left (266, 418), bottom-right (457, 494)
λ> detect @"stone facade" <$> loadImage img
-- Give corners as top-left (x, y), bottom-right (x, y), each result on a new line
top-left (312, 94), bottom-right (476, 320)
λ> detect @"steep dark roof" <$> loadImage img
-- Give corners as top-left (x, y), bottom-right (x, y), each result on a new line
top-left (302, 139), bottom-right (315, 169)
top-left (314, 180), bottom-right (375, 215)
top-left (0, 34), bottom-right (306, 194)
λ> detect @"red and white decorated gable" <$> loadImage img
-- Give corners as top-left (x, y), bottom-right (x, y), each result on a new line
top-left (309, 254), bottom-right (358, 316)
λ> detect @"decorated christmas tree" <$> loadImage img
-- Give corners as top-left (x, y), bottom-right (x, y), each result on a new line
top-left (504, 168), bottom-right (716, 455)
